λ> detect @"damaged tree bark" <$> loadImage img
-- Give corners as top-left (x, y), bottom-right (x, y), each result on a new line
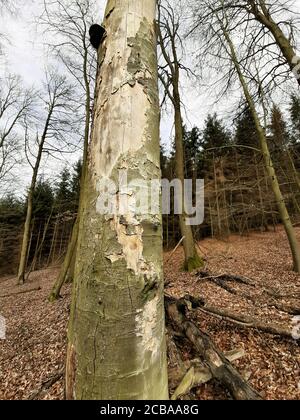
top-left (165, 297), bottom-right (262, 400)
top-left (66, 0), bottom-right (168, 400)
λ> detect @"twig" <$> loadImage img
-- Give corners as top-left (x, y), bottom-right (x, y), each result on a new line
top-left (28, 369), bottom-right (64, 400)
top-left (166, 236), bottom-right (185, 264)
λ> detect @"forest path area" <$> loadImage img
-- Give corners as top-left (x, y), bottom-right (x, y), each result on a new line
top-left (0, 226), bottom-right (300, 400)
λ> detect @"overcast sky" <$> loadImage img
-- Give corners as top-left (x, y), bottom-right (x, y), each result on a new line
top-left (0, 0), bottom-right (299, 196)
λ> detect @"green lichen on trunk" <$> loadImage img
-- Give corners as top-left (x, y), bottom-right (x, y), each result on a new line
top-left (184, 254), bottom-right (204, 273)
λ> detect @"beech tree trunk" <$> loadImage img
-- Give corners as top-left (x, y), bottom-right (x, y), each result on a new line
top-left (174, 86), bottom-right (204, 271)
top-left (66, 0), bottom-right (169, 400)
top-left (17, 108), bottom-right (53, 285)
top-left (157, 10), bottom-right (203, 272)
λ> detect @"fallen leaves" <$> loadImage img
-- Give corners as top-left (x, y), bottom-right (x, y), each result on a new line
top-left (0, 226), bottom-right (299, 399)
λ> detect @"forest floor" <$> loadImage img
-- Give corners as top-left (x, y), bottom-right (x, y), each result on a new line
top-left (0, 226), bottom-right (300, 400)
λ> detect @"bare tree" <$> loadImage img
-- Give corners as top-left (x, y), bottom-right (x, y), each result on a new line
top-left (158, 0), bottom-right (204, 271)
top-left (0, 75), bottom-right (34, 189)
top-left (0, 75), bottom-right (34, 148)
top-left (244, 0), bottom-right (300, 87)
top-left (39, 0), bottom-right (98, 299)
top-left (17, 70), bottom-right (79, 285)
top-left (190, 0), bottom-right (300, 87)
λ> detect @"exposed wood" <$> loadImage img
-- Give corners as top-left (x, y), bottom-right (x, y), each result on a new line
top-left (165, 296), bottom-right (262, 400)
top-left (171, 348), bottom-right (245, 400)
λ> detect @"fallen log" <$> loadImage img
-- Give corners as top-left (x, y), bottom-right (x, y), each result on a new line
top-left (171, 348), bottom-right (245, 400)
top-left (186, 295), bottom-right (295, 339)
top-left (271, 301), bottom-right (300, 316)
top-left (165, 296), bottom-right (262, 400)
top-left (263, 288), bottom-right (300, 300)
top-left (0, 286), bottom-right (42, 299)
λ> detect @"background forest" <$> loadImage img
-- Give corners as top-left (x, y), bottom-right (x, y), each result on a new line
top-left (2, 104), bottom-right (300, 275)
top-left (2, 0), bottom-right (300, 275)
top-left (1, 0), bottom-right (300, 401)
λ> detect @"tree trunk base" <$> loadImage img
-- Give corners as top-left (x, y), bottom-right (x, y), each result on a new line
top-left (184, 254), bottom-right (204, 272)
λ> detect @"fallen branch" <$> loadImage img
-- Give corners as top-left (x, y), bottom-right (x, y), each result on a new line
top-left (166, 237), bottom-right (185, 264)
top-left (271, 301), bottom-right (300, 316)
top-left (186, 295), bottom-right (295, 339)
top-left (28, 369), bottom-right (64, 400)
top-left (165, 296), bottom-right (262, 400)
top-left (263, 288), bottom-right (300, 300)
top-left (198, 272), bottom-right (300, 316)
top-left (0, 286), bottom-right (42, 299)
top-left (198, 271), bottom-right (255, 286)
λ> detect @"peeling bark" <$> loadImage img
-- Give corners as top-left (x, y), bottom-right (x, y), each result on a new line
top-left (66, 0), bottom-right (169, 400)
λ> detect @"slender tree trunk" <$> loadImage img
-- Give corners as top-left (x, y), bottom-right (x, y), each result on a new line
top-left (286, 148), bottom-right (300, 193)
top-left (31, 222), bottom-right (42, 273)
top-left (213, 155), bottom-right (222, 236)
top-left (254, 151), bottom-right (268, 231)
top-left (173, 84), bottom-right (203, 271)
top-left (65, 234), bottom-right (77, 284)
top-left (17, 192), bottom-right (34, 285)
top-left (49, 218), bottom-right (79, 301)
top-left (28, 211), bottom-right (52, 278)
top-left (222, 22), bottom-right (300, 273)
top-left (50, 46), bottom-right (91, 300)
top-left (208, 196), bottom-right (214, 237)
top-left (66, 0), bottom-right (169, 400)
top-left (17, 105), bottom-right (53, 284)
top-left (48, 218), bottom-right (58, 266)
top-left (157, 13), bottom-right (203, 272)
